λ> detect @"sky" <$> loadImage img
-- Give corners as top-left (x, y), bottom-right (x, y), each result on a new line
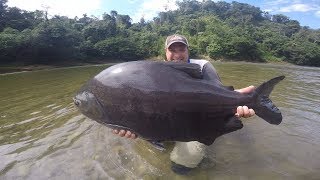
top-left (6, 0), bottom-right (320, 29)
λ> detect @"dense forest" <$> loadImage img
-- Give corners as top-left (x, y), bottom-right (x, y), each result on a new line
top-left (0, 0), bottom-right (319, 67)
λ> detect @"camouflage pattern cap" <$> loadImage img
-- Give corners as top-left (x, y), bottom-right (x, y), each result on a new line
top-left (165, 34), bottom-right (189, 49)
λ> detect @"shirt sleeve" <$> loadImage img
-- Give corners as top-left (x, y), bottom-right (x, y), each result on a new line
top-left (190, 59), bottom-right (222, 84)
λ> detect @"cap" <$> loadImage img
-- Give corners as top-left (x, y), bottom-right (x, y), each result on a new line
top-left (165, 34), bottom-right (189, 49)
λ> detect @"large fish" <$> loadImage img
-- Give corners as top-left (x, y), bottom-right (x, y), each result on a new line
top-left (73, 61), bottom-right (284, 145)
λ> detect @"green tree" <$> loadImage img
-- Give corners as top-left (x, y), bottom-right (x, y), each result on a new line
top-left (78, 14), bottom-right (94, 26)
top-left (0, 0), bottom-right (8, 31)
top-left (94, 36), bottom-right (140, 60)
top-left (177, 0), bottom-right (201, 14)
top-left (282, 40), bottom-right (320, 66)
top-left (0, 0), bottom-right (319, 67)
top-left (284, 20), bottom-right (300, 37)
top-left (272, 14), bottom-right (290, 24)
top-left (226, 1), bottom-right (264, 26)
top-left (116, 14), bottom-right (131, 29)
top-left (4, 7), bottom-right (32, 30)
top-left (0, 27), bottom-right (20, 63)
top-left (30, 18), bottom-right (82, 63)
top-left (82, 20), bottom-right (116, 43)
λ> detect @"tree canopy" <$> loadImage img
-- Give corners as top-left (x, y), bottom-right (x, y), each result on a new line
top-left (0, 0), bottom-right (319, 67)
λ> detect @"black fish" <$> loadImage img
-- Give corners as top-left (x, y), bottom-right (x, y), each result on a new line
top-left (74, 61), bottom-right (284, 145)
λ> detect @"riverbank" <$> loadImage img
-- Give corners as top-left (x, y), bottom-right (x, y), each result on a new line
top-left (0, 58), bottom-right (293, 75)
top-left (0, 59), bottom-right (124, 74)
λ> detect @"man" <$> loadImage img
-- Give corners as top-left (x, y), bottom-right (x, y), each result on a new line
top-left (113, 34), bottom-right (255, 174)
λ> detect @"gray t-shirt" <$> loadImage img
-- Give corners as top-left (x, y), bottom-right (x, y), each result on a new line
top-left (189, 59), bottom-right (222, 83)
top-left (189, 59), bottom-right (209, 71)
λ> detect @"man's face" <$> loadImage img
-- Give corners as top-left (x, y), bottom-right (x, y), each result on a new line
top-left (165, 42), bottom-right (189, 63)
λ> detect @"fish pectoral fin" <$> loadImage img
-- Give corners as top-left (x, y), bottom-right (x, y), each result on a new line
top-left (147, 140), bottom-right (166, 151)
top-left (167, 62), bottom-right (203, 79)
top-left (198, 117), bottom-right (243, 146)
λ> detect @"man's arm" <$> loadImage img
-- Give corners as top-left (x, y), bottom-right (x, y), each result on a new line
top-left (235, 86), bottom-right (256, 118)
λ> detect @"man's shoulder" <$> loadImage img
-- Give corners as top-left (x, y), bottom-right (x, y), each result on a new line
top-left (189, 59), bottom-right (209, 65)
top-left (189, 59), bottom-right (209, 68)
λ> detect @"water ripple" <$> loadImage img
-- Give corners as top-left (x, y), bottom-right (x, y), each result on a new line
top-left (1, 62), bottom-right (320, 179)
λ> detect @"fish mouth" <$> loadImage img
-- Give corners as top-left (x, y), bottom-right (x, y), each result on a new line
top-left (73, 91), bottom-right (105, 120)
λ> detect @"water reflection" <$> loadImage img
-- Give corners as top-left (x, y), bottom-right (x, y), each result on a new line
top-left (0, 62), bottom-right (319, 179)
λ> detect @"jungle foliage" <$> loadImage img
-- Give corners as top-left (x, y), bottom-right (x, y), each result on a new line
top-left (0, 0), bottom-right (319, 66)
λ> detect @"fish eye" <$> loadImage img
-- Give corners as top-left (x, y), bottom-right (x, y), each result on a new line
top-left (73, 99), bottom-right (81, 106)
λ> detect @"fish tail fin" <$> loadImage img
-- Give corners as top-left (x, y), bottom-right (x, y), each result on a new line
top-left (252, 75), bottom-right (285, 125)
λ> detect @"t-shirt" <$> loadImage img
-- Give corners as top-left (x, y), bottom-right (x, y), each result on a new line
top-left (189, 59), bottom-right (209, 71)
top-left (189, 59), bottom-right (221, 83)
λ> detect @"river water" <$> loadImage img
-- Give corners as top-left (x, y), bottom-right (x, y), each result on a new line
top-left (0, 61), bottom-right (319, 179)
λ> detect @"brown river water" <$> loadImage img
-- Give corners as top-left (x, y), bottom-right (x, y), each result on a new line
top-left (0, 61), bottom-right (319, 179)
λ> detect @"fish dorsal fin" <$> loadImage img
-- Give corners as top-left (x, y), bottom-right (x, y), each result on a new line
top-left (166, 62), bottom-right (203, 79)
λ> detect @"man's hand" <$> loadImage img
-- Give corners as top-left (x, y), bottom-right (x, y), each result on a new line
top-left (112, 129), bottom-right (137, 139)
top-left (235, 85), bottom-right (256, 118)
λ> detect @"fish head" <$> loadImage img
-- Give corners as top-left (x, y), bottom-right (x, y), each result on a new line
top-left (73, 91), bottom-right (105, 120)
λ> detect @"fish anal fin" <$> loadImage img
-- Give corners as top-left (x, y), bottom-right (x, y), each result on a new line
top-left (198, 137), bottom-right (216, 146)
top-left (223, 116), bottom-right (243, 133)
